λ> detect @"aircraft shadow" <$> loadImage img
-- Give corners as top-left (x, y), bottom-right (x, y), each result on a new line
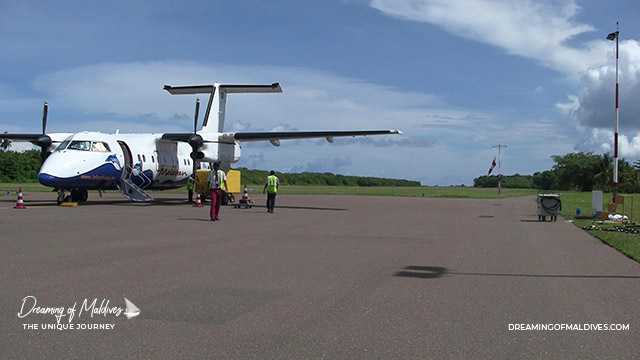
top-left (394, 265), bottom-right (640, 280)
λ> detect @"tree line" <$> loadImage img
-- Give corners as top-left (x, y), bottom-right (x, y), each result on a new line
top-left (474, 152), bottom-right (640, 192)
top-left (236, 168), bottom-right (421, 187)
top-left (0, 150), bottom-right (421, 187)
top-left (0, 150), bottom-right (42, 182)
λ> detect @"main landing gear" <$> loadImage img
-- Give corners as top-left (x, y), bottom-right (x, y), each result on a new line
top-left (57, 189), bottom-right (88, 205)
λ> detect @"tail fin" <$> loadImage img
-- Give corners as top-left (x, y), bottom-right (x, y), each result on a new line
top-left (164, 83), bottom-right (282, 133)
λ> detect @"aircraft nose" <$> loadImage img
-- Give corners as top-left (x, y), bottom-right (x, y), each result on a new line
top-left (37, 151), bottom-right (123, 189)
top-left (37, 172), bottom-right (57, 187)
top-left (38, 154), bottom-right (69, 187)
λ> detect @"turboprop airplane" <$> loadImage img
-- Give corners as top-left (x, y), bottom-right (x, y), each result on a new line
top-left (1, 82), bottom-right (401, 204)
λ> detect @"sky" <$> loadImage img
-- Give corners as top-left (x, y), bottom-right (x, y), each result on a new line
top-left (1, 0), bottom-right (639, 185)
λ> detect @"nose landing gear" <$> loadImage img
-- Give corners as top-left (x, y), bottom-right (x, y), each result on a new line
top-left (56, 189), bottom-right (89, 205)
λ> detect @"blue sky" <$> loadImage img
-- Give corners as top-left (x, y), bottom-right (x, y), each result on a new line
top-left (1, 0), bottom-right (639, 185)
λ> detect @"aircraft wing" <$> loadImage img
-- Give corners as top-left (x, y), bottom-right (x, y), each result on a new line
top-left (0, 133), bottom-right (72, 147)
top-left (218, 129), bottom-right (402, 144)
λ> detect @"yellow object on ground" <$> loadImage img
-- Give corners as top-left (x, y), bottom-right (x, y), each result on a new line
top-left (195, 169), bottom-right (241, 198)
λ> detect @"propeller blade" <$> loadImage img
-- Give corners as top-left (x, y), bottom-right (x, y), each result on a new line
top-left (193, 98), bottom-right (200, 134)
top-left (42, 101), bottom-right (48, 135)
top-left (192, 98), bottom-right (201, 179)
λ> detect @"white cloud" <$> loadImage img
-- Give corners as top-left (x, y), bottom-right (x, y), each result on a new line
top-left (571, 40), bottom-right (640, 130)
top-left (555, 94), bottom-right (580, 114)
top-left (368, 0), bottom-right (609, 77)
top-left (576, 128), bottom-right (640, 160)
top-left (289, 155), bottom-right (353, 173)
top-left (369, 0), bottom-right (640, 165)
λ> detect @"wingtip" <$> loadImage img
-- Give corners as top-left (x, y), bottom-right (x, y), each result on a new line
top-left (392, 129), bottom-right (403, 135)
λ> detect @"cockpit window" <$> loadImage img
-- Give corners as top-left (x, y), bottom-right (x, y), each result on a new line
top-left (68, 141), bottom-right (91, 151)
top-left (65, 140), bottom-right (111, 152)
top-left (56, 140), bottom-right (70, 151)
top-left (91, 142), bottom-right (110, 152)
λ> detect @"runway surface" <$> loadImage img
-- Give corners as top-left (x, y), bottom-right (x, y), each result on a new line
top-left (1, 191), bottom-right (639, 359)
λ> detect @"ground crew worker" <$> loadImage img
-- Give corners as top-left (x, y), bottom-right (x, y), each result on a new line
top-left (186, 176), bottom-right (195, 203)
top-left (263, 170), bottom-right (279, 213)
top-left (208, 163), bottom-right (228, 221)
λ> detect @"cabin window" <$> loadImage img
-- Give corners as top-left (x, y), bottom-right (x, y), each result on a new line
top-left (151, 156), bottom-right (155, 163)
top-left (137, 154), bottom-right (142, 162)
top-left (142, 155), bottom-right (146, 162)
top-left (57, 140), bottom-right (70, 151)
top-left (90, 142), bottom-right (110, 152)
top-left (68, 141), bottom-right (91, 151)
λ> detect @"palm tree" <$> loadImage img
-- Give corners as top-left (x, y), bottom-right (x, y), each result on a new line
top-left (593, 153), bottom-right (612, 191)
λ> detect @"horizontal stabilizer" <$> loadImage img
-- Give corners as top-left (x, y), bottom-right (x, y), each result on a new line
top-left (164, 83), bottom-right (282, 95)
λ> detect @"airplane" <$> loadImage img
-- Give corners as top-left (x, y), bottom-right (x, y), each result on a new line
top-left (1, 82), bottom-right (401, 204)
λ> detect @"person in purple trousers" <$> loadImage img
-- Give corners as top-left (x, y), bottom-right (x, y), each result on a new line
top-left (208, 162), bottom-right (228, 221)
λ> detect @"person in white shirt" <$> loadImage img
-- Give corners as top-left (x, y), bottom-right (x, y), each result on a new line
top-left (207, 162), bottom-right (228, 221)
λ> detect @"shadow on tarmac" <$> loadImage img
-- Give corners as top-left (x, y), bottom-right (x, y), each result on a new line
top-left (395, 266), bottom-right (446, 279)
top-left (394, 265), bottom-right (640, 280)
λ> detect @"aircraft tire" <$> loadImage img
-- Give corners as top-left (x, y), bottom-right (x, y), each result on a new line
top-left (80, 190), bottom-right (88, 202)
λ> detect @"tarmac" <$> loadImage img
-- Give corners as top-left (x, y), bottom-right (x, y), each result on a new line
top-left (1, 191), bottom-right (639, 359)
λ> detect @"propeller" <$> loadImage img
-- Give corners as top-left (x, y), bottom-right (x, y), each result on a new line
top-left (0, 101), bottom-right (53, 161)
top-left (189, 98), bottom-right (203, 179)
top-left (37, 101), bottom-right (53, 162)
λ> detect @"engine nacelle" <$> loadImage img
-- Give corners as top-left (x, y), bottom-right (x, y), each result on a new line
top-left (200, 142), bottom-right (241, 163)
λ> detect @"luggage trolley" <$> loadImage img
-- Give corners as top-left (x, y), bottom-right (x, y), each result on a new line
top-left (537, 194), bottom-right (562, 222)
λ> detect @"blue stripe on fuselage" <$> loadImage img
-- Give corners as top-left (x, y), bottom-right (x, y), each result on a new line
top-left (38, 163), bottom-right (123, 190)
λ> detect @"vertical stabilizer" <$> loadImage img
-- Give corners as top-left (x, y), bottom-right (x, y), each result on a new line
top-left (164, 83), bottom-right (282, 134)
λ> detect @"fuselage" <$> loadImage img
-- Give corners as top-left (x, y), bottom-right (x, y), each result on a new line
top-left (37, 131), bottom-right (221, 192)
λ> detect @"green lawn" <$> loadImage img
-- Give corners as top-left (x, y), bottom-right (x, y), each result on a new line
top-left (557, 191), bottom-right (640, 262)
top-left (266, 185), bottom-right (538, 198)
top-left (1, 183), bottom-right (51, 194)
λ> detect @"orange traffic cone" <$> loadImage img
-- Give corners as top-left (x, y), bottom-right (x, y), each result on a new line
top-left (193, 190), bottom-right (203, 207)
top-left (240, 184), bottom-right (249, 204)
top-left (15, 187), bottom-right (26, 209)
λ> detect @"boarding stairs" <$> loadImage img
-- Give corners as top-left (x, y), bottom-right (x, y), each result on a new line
top-left (117, 165), bottom-right (154, 202)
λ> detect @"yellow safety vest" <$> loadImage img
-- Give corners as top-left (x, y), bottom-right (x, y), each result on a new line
top-left (266, 175), bottom-right (278, 193)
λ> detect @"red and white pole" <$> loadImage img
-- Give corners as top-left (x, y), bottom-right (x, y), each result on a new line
top-left (611, 22), bottom-right (620, 198)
